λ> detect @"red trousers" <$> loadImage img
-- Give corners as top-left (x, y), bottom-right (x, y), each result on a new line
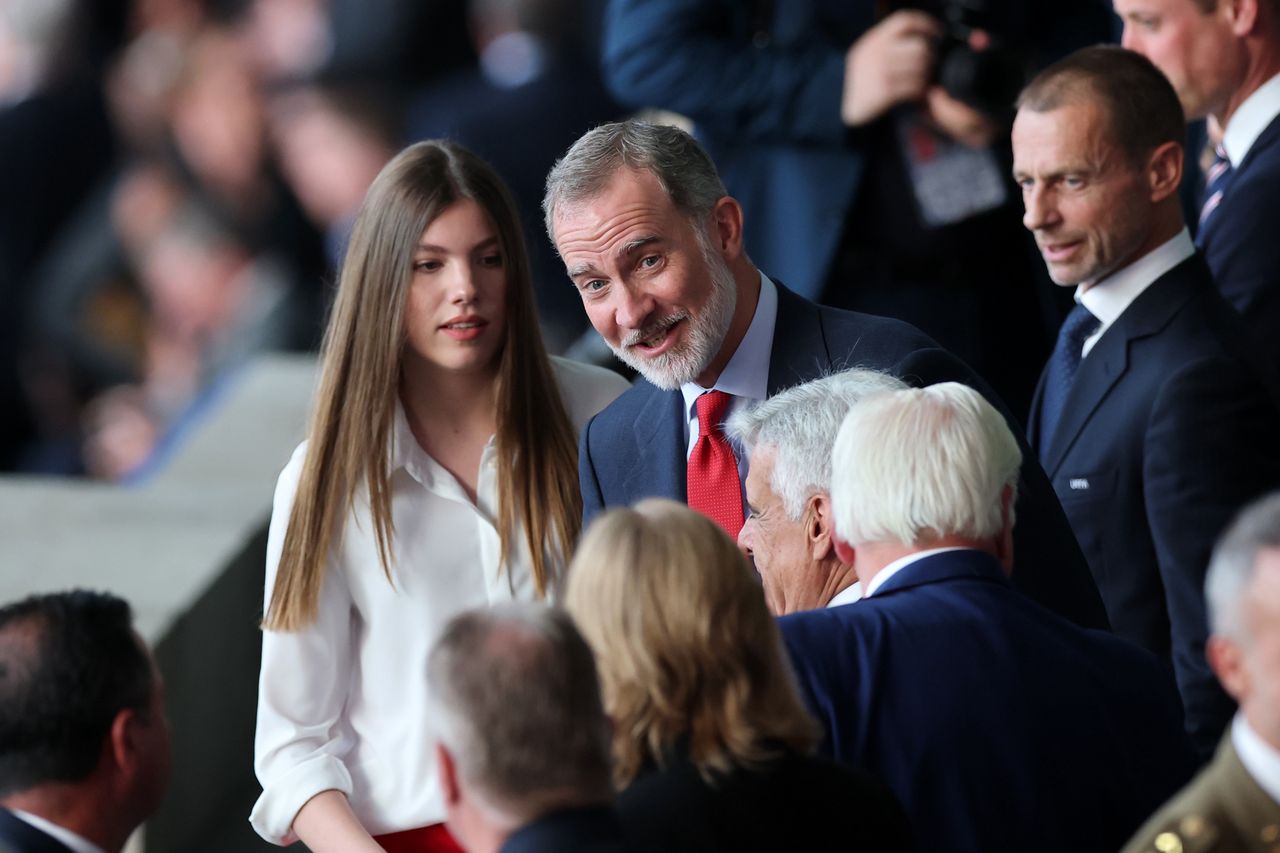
top-left (375, 823), bottom-right (465, 853)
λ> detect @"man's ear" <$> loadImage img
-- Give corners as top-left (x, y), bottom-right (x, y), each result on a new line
top-left (437, 743), bottom-right (462, 806)
top-left (808, 493), bottom-right (836, 561)
top-left (1224, 0), bottom-right (1259, 37)
top-left (1146, 140), bottom-right (1184, 204)
top-left (1207, 634), bottom-right (1248, 702)
top-left (109, 708), bottom-right (140, 778)
top-left (708, 196), bottom-right (745, 261)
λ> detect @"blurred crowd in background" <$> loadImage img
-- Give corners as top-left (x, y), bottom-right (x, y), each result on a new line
top-left (0, 0), bottom-right (623, 480)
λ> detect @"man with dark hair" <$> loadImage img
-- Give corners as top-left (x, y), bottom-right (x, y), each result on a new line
top-left (0, 591), bottom-right (171, 853)
top-left (1014, 45), bottom-right (1280, 758)
top-left (1117, 0), bottom-right (1280, 381)
top-left (545, 118), bottom-right (1112, 632)
top-left (427, 604), bottom-right (631, 853)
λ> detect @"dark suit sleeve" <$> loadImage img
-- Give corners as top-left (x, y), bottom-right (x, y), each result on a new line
top-left (579, 413), bottom-right (606, 529)
top-left (893, 347), bottom-right (1111, 631)
top-left (1143, 359), bottom-right (1278, 755)
top-left (602, 0), bottom-right (849, 145)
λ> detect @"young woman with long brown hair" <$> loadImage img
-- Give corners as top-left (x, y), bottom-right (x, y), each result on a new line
top-left (249, 141), bottom-right (627, 853)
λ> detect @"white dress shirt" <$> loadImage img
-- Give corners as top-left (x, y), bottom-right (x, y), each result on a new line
top-left (1077, 228), bottom-right (1196, 358)
top-left (863, 547), bottom-right (969, 598)
top-left (1232, 713), bottom-right (1280, 805)
top-left (681, 273), bottom-right (779, 478)
top-left (250, 357), bottom-right (628, 844)
top-left (1222, 71), bottom-right (1280, 167)
top-left (9, 810), bottom-right (105, 853)
top-left (826, 582), bottom-right (863, 608)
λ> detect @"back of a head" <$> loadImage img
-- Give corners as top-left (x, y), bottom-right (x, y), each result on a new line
top-left (426, 603), bottom-right (612, 823)
top-left (831, 383), bottom-right (1022, 548)
top-left (542, 119), bottom-right (727, 237)
top-left (565, 499), bottom-right (817, 784)
top-left (0, 590), bottom-right (153, 797)
top-left (1017, 45), bottom-right (1185, 166)
top-left (726, 369), bottom-right (908, 519)
top-left (1206, 491), bottom-right (1280, 640)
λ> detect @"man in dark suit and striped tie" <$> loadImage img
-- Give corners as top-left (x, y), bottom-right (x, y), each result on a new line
top-left (1118, 0), bottom-right (1280, 383)
top-left (1016, 45), bottom-right (1280, 759)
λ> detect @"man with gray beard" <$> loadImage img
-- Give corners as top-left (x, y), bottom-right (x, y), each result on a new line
top-left (544, 119), bottom-right (1110, 630)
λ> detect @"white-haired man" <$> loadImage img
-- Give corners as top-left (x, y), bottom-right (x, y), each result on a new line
top-left (725, 368), bottom-right (906, 615)
top-left (779, 383), bottom-right (1198, 853)
top-left (1125, 492), bottom-right (1280, 852)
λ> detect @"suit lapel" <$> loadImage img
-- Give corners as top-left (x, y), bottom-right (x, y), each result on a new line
top-left (620, 384), bottom-right (687, 502)
top-left (1042, 256), bottom-right (1205, 474)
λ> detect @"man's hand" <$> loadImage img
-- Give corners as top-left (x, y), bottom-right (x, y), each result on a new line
top-left (925, 85), bottom-right (998, 149)
top-left (841, 11), bottom-right (942, 127)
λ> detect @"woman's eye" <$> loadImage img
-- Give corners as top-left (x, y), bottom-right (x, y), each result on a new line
top-left (414, 260), bottom-right (442, 273)
top-left (479, 253), bottom-right (503, 268)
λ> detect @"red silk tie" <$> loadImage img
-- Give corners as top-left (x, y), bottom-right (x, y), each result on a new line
top-left (687, 390), bottom-right (744, 540)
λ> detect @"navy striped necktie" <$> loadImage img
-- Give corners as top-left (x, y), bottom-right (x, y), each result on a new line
top-left (1199, 144), bottom-right (1232, 229)
top-left (1038, 303), bottom-right (1101, 464)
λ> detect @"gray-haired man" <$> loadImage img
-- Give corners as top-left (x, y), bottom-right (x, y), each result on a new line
top-left (726, 369), bottom-right (906, 615)
top-left (544, 118), bottom-right (1109, 631)
top-left (427, 604), bottom-right (635, 853)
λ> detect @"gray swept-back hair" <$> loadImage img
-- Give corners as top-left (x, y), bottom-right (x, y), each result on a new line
top-left (832, 383), bottom-right (1021, 547)
top-left (726, 369), bottom-right (907, 520)
top-left (425, 603), bottom-right (612, 821)
top-left (543, 119), bottom-right (727, 239)
top-left (1205, 492), bottom-right (1280, 641)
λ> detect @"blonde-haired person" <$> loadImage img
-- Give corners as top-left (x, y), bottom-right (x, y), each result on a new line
top-left (564, 499), bottom-right (912, 852)
top-left (250, 141), bottom-right (629, 853)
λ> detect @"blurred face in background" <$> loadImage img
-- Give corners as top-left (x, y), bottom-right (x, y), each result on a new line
top-left (1116, 0), bottom-right (1246, 121)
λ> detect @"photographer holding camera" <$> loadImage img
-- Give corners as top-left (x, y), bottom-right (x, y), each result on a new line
top-left (601, 0), bottom-right (1112, 421)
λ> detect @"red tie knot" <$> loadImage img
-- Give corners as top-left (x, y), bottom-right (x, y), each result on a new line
top-left (695, 390), bottom-right (733, 437)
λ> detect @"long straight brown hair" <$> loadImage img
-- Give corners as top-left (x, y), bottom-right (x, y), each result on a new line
top-left (264, 141), bottom-right (581, 631)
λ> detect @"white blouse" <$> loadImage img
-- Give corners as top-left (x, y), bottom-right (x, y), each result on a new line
top-left (250, 357), bottom-right (629, 845)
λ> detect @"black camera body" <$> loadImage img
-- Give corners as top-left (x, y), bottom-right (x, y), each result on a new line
top-left (934, 0), bottom-right (1026, 124)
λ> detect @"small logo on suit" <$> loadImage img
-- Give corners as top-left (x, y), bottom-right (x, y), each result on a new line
top-left (1069, 478), bottom-right (1090, 491)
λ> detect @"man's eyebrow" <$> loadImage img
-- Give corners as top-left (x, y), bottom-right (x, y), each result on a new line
top-left (565, 235), bottom-right (662, 279)
top-left (567, 260), bottom-right (600, 280)
top-left (619, 235), bottom-right (660, 256)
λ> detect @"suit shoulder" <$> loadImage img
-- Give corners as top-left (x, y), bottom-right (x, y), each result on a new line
top-left (550, 355), bottom-right (632, 429)
top-left (814, 303), bottom-right (941, 357)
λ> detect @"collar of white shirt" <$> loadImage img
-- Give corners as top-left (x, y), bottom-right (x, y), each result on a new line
top-left (9, 809), bottom-right (107, 853)
top-left (1231, 713), bottom-right (1280, 805)
top-left (862, 546), bottom-right (971, 598)
top-left (826, 582), bottom-right (863, 608)
top-left (680, 272), bottom-right (778, 450)
top-left (1223, 71), bottom-right (1280, 167)
top-left (1076, 228), bottom-right (1195, 358)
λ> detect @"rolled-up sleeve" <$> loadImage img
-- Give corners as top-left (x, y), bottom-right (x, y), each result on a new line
top-left (250, 444), bottom-right (358, 845)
